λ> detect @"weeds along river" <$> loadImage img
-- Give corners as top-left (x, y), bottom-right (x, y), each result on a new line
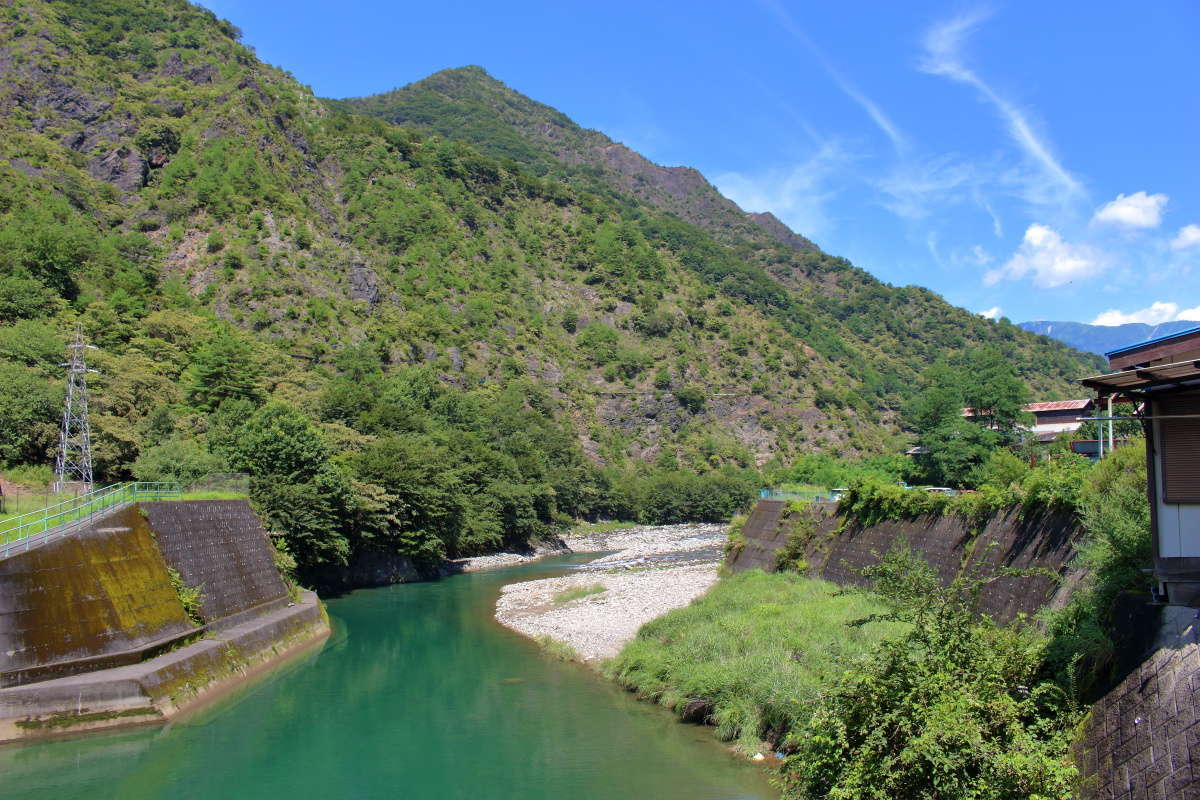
top-left (0, 554), bottom-right (775, 800)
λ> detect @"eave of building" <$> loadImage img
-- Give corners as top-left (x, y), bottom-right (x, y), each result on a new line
top-left (1081, 359), bottom-right (1200, 396)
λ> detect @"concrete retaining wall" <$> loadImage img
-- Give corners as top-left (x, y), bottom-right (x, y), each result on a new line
top-left (0, 506), bottom-right (195, 687)
top-left (728, 499), bottom-right (1082, 623)
top-left (0, 499), bottom-right (329, 742)
top-left (142, 500), bottom-right (288, 621)
top-left (0, 591), bottom-right (327, 743)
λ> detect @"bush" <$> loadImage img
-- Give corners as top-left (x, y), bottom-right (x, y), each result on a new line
top-left (131, 437), bottom-right (228, 484)
top-left (781, 548), bottom-right (1079, 799)
top-left (1021, 454), bottom-right (1092, 512)
top-left (977, 448), bottom-right (1029, 488)
top-left (1043, 442), bottom-right (1152, 696)
top-left (673, 386), bottom-right (706, 413)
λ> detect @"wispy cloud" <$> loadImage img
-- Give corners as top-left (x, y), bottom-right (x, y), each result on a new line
top-left (1091, 301), bottom-right (1200, 326)
top-left (714, 141), bottom-right (852, 240)
top-left (876, 153), bottom-right (987, 220)
top-left (920, 10), bottom-right (1084, 201)
top-left (759, 0), bottom-right (907, 153)
top-left (979, 306), bottom-right (1002, 320)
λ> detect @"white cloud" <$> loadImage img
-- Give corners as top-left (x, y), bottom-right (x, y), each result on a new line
top-left (1091, 301), bottom-right (1200, 326)
top-left (1091, 191), bottom-right (1168, 229)
top-left (876, 153), bottom-right (983, 220)
top-left (1171, 224), bottom-right (1200, 250)
top-left (971, 245), bottom-right (992, 265)
top-left (920, 11), bottom-right (1084, 200)
top-left (979, 306), bottom-right (1002, 320)
top-left (986, 223), bottom-right (1103, 288)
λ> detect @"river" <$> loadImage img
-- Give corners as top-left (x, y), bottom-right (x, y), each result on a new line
top-left (0, 554), bottom-right (775, 799)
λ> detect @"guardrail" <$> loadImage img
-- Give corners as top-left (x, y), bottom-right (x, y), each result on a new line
top-left (758, 489), bottom-right (837, 503)
top-left (0, 481), bottom-right (181, 559)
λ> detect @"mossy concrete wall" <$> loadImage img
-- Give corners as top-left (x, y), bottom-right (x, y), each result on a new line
top-left (727, 498), bottom-right (1082, 623)
top-left (0, 506), bottom-right (195, 688)
top-left (0, 499), bottom-right (329, 742)
top-left (0, 590), bottom-right (327, 743)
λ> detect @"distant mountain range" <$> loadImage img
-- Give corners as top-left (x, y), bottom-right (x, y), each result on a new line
top-left (1018, 320), bottom-right (1199, 357)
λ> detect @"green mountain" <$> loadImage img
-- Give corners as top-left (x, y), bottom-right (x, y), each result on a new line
top-left (340, 66), bottom-right (1103, 395)
top-left (0, 1), bottom-right (1102, 572)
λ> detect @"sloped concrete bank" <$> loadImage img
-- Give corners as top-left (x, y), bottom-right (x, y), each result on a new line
top-left (728, 499), bottom-right (1083, 622)
top-left (0, 500), bottom-right (330, 743)
top-left (0, 591), bottom-right (327, 742)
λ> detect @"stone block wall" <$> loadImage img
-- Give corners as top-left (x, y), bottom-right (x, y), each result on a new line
top-left (142, 500), bottom-right (288, 621)
top-left (1074, 608), bottom-right (1200, 799)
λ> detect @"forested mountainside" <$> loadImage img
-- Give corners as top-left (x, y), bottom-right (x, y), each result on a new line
top-left (0, 0), bottom-right (1100, 570)
top-left (338, 67), bottom-right (1103, 392)
top-left (1019, 319), bottom-right (1197, 356)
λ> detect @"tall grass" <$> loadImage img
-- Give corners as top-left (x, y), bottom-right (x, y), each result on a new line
top-left (606, 571), bottom-right (903, 752)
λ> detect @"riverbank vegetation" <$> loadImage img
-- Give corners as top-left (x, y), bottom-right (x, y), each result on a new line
top-left (607, 571), bottom-right (902, 753)
top-left (613, 441), bottom-right (1152, 798)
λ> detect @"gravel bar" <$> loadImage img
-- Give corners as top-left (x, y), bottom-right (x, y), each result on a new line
top-left (494, 522), bottom-right (728, 661)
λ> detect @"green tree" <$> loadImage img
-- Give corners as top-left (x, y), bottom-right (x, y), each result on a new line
top-left (920, 417), bottom-right (1000, 487)
top-left (131, 438), bottom-right (228, 483)
top-left (960, 347), bottom-right (1031, 442)
top-left (185, 331), bottom-right (262, 412)
top-left (977, 448), bottom-right (1029, 488)
top-left (0, 363), bottom-right (59, 464)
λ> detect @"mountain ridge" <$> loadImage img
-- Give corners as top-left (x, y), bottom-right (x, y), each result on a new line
top-left (335, 66), bottom-right (821, 253)
top-left (1018, 320), bottom-right (1198, 357)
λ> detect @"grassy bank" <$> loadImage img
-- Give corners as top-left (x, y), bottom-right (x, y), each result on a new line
top-left (606, 570), bottom-right (902, 752)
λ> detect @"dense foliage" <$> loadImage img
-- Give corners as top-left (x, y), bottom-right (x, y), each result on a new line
top-left (781, 549), bottom-right (1079, 799)
top-left (902, 347), bottom-right (1033, 487)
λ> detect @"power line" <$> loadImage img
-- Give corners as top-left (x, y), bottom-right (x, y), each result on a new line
top-left (54, 325), bottom-right (98, 492)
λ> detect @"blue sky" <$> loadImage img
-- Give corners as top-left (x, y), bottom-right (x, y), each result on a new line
top-left (200, 0), bottom-right (1199, 326)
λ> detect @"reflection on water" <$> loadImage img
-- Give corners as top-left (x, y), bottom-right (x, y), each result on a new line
top-left (0, 556), bottom-right (775, 800)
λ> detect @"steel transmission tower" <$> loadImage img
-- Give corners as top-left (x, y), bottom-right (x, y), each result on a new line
top-left (54, 326), bottom-right (98, 492)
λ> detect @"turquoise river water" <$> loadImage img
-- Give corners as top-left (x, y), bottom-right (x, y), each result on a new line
top-left (0, 555), bottom-right (775, 799)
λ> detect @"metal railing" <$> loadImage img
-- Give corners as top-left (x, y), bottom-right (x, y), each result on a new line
top-left (758, 488), bottom-right (837, 503)
top-left (0, 481), bottom-right (181, 558)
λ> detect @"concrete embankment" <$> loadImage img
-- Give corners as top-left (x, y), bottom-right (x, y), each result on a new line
top-left (0, 500), bottom-right (330, 743)
top-left (728, 499), bottom-right (1083, 622)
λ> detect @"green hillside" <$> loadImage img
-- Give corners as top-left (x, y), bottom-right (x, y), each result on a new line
top-left (339, 66), bottom-right (1104, 396)
top-left (0, 0), bottom-right (1101, 573)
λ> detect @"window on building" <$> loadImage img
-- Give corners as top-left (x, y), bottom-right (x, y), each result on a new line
top-left (1160, 392), bottom-right (1200, 504)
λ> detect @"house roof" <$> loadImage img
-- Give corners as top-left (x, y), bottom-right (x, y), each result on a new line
top-left (961, 399), bottom-right (1092, 417)
top-left (1081, 358), bottom-right (1200, 395)
top-left (1105, 324), bottom-right (1200, 358)
top-left (1025, 400), bottom-right (1093, 412)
